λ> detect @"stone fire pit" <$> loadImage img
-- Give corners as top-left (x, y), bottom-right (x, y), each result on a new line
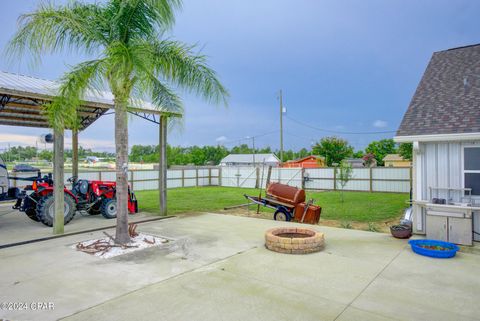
top-left (265, 227), bottom-right (324, 254)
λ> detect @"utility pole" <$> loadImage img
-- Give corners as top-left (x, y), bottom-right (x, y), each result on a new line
top-left (252, 136), bottom-right (256, 166)
top-left (247, 136), bottom-right (256, 166)
top-left (279, 90), bottom-right (284, 162)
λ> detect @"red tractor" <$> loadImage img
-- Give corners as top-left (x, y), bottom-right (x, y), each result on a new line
top-left (13, 173), bottom-right (138, 227)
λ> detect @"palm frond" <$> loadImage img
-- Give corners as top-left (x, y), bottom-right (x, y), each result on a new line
top-left (46, 59), bottom-right (106, 131)
top-left (105, 0), bottom-right (181, 43)
top-left (6, 1), bottom-right (108, 64)
top-left (132, 39), bottom-right (229, 106)
top-left (134, 72), bottom-right (183, 115)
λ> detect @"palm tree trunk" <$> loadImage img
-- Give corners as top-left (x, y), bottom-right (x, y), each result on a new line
top-left (114, 99), bottom-right (130, 244)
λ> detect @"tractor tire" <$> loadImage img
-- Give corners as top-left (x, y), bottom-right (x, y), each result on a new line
top-left (25, 208), bottom-right (39, 222)
top-left (101, 198), bottom-right (117, 219)
top-left (37, 194), bottom-right (76, 227)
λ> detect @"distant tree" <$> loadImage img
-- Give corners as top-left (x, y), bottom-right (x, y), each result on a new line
top-left (203, 145), bottom-right (229, 165)
top-left (398, 143), bottom-right (413, 161)
top-left (257, 146), bottom-right (272, 154)
top-left (38, 149), bottom-right (53, 162)
top-left (130, 144), bottom-right (229, 166)
top-left (282, 150), bottom-right (295, 162)
top-left (352, 150), bottom-right (364, 158)
top-left (189, 146), bottom-right (206, 165)
top-left (130, 145), bottom-right (157, 162)
top-left (128, 143), bottom-right (311, 166)
top-left (1, 146), bottom-right (37, 161)
top-left (297, 148), bottom-right (310, 159)
top-left (231, 144), bottom-right (252, 154)
top-left (312, 137), bottom-right (353, 166)
top-left (365, 139), bottom-right (396, 166)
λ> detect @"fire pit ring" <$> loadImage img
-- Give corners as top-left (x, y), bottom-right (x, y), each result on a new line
top-left (265, 227), bottom-right (324, 254)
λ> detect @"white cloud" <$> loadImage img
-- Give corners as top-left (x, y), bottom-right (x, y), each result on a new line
top-left (0, 134), bottom-right (43, 147)
top-left (215, 136), bottom-right (227, 144)
top-left (373, 120), bottom-right (388, 128)
top-left (0, 133), bottom-right (115, 151)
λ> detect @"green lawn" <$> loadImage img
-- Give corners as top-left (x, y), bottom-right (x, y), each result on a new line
top-left (136, 186), bottom-right (409, 223)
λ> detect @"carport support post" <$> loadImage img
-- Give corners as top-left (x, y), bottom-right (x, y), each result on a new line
top-left (53, 128), bottom-right (65, 234)
top-left (72, 129), bottom-right (79, 180)
top-left (158, 115), bottom-right (167, 216)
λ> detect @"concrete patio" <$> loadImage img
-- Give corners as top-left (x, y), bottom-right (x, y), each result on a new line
top-left (0, 213), bottom-right (479, 321)
top-left (0, 201), bottom-right (161, 247)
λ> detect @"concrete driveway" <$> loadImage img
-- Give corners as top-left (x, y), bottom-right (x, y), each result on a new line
top-left (0, 213), bottom-right (479, 321)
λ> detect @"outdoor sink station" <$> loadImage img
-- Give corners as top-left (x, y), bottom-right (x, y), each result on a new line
top-left (414, 187), bottom-right (480, 246)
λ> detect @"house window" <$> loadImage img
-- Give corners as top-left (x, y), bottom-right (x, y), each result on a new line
top-left (464, 147), bottom-right (480, 196)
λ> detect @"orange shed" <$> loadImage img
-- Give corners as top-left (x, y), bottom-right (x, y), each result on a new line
top-left (281, 155), bottom-right (326, 168)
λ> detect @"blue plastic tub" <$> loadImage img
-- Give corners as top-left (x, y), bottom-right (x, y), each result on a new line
top-left (408, 239), bottom-right (459, 258)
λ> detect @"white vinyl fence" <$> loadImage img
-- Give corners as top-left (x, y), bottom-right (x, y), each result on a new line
top-left (219, 166), bottom-right (412, 193)
top-left (9, 166), bottom-right (220, 191)
top-left (9, 166), bottom-right (411, 193)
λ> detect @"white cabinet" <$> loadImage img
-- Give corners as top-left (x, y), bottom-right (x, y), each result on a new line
top-left (449, 217), bottom-right (473, 245)
top-left (426, 212), bottom-right (472, 245)
top-left (426, 215), bottom-right (448, 242)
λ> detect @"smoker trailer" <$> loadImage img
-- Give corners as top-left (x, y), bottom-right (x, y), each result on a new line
top-left (244, 182), bottom-right (321, 225)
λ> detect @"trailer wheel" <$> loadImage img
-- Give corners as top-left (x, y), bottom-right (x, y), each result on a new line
top-left (37, 194), bottom-right (76, 227)
top-left (25, 208), bottom-right (39, 222)
top-left (274, 208), bottom-right (291, 221)
top-left (101, 198), bottom-right (117, 219)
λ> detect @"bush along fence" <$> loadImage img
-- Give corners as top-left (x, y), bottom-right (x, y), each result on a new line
top-left (9, 165), bottom-right (411, 193)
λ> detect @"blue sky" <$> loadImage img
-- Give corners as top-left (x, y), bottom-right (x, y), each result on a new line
top-left (0, 0), bottom-right (479, 152)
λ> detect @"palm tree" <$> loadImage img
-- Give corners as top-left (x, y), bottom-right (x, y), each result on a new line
top-left (8, 0), bottom-right (228, 243)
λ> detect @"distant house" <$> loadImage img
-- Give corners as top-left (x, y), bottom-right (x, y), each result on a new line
top-left (85, 156), bottom-right (99, 163)
top-left (342, 158), bottom-right (368, 168)
top-left (383, 154), bottom-right (411, 167)
top-left (281, 155), bottom-right (325, 168)
top-left (395, 44), bottom-right (480, 244)
top-left (219, 154), bottom-right (280, 167)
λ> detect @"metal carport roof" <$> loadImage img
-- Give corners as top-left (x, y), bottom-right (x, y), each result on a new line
top-left (0, 71), bottom-right (180, 130)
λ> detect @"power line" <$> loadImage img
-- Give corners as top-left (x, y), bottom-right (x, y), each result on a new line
top-left (283, 131), bottom-right (314, 142)
top-left (219, 130), bottom-right (279, 146)
top-left (285, 115), bottom-right (397, 135)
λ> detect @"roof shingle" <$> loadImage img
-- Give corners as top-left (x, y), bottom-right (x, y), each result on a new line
top-left (397, 44), bottom-right (480, 136)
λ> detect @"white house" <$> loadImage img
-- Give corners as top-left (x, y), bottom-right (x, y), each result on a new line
top-left (219, 154), bottom-right (280, 167)
top-left (395, 44), bottom-right (480, 245)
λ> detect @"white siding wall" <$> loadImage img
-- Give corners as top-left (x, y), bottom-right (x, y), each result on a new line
top-left (415, 141), bottom-right (480, 239)
top-left (419, 141), bottom-right (476, 201)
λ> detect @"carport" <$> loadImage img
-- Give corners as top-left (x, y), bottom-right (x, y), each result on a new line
top-left (0, 71), bottom-right (179, 234)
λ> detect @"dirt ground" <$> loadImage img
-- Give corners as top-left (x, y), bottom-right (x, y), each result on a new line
top-left (215, 207), bottom-right (400, 234)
